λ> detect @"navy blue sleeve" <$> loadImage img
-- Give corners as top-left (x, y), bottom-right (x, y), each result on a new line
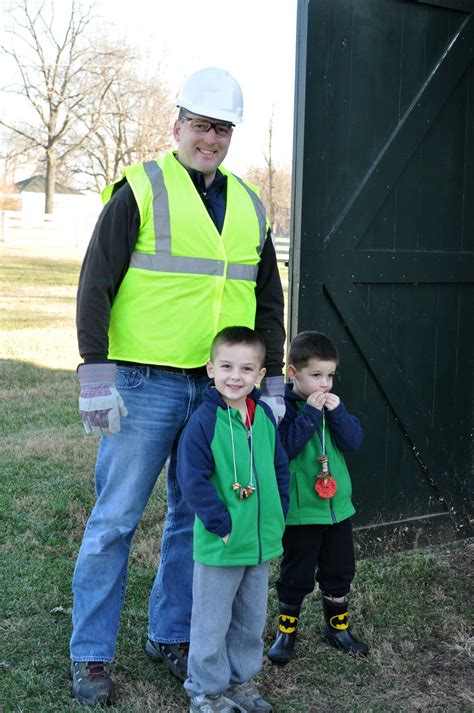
top-left (278, 399), bottom-right (323, 460)
top-left (274, 431), bottom-right (290, 517)
top-left (176, 408), bottom-right (231, 538)
top-left (325, 401), bottom-right (363, 453)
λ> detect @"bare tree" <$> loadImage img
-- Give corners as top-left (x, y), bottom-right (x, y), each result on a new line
top-left (0, 129), bottom-right (36, 182)
top-left (0, 0), bottom-right (125, 212)
top-left (246, 112), bottom-right (292, 235)
top-left (69, 49), bottom-right (175, 191)
top-left (132, 74), bottom-right (175, 162)
top-left (246, 163), bottom-right (292, 236)
top-left (0, 134), bottom-right (25, 209)
top-left (263, 108), bottom-right (276, 228)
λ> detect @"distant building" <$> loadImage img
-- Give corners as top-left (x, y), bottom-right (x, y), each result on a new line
top-left (11, 175), bottom-right (100, 216)
top-left (0, 175), bottom-right (101, 250)
top-left (14, 175), bottom-right (84, 195)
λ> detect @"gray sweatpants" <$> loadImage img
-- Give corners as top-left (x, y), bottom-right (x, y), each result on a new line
top-left (184, 561), bottom-right (270, 697)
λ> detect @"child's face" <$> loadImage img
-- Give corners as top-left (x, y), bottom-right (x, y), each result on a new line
top-left (207, 343), bottom-right (266, 408)
top-left (287, 358), bottom-right (337, 400)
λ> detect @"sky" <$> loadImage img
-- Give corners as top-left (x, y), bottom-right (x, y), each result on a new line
top-left (0, 0), bottom-right (298, 178)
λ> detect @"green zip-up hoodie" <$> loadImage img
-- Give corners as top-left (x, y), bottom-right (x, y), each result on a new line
top-left (279, 384), bottom-right (363, 525)
top-left (177, 384), bottom-right (290, 567)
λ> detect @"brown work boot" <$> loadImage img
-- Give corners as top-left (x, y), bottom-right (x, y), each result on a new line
top-left (145, 638), bottom-right (189, 682)
top-left (70, 661), bottom-right (115, 706)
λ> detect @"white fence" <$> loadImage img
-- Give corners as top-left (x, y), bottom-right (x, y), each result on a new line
top-left (1, 211), bottom-right (291, 264)
top-left (273, 234), bottom-right (290, 265)
top-left (0, 210), bottom-right (95, 254)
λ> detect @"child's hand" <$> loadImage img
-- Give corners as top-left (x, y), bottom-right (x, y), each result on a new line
top-left (307, 391), bottom-right (327, 411)
top-left (324, 393), bottom-right (340, 411)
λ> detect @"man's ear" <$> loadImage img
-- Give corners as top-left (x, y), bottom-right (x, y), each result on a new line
top-left (173, 119), bottom-right (181, 142)
top-left (287, 364), bottom-right (297, 381)
top-left (255, 367), bottom-right (266, 386)
top-left (206, 361), bottom-right (214, 378)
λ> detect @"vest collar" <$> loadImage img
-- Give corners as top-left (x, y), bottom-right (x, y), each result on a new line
top-left (171, 151), bottom-right (227, 193)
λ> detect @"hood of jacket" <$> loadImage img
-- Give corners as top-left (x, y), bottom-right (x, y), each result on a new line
top-left (284, 381), bottom-right (300, 402)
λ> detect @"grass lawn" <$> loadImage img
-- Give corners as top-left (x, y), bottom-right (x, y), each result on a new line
top-left (0, 245), bottom-right (472, 712)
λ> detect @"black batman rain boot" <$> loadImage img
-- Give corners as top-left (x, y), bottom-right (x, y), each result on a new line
top-left (323, 596), bottom-right (369, 656)
top-left (267, 602), bottom-right (300, 665)
top-left (322, 596), bottom-right (368, 656)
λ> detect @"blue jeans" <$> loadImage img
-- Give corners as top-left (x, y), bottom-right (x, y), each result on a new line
top-left (70, 366), bottom-right (209, 663)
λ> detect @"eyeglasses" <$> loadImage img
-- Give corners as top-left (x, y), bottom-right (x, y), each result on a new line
top-left (180, 115), bottom-right (234, 137)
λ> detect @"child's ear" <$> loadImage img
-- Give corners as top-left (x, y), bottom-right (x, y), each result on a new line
top-left (206, 361), bottom-right (214, 378)
top-left (255, 366), bottom-right (266, 386)
top-left (287, 364), bottom-right (297, 381)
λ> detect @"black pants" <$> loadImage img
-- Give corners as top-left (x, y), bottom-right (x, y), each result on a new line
top-left (275, 518), bottom-right (355, 606)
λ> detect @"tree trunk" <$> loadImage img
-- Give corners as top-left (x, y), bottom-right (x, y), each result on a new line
top-left (45, 151), bottom-right (56, 214)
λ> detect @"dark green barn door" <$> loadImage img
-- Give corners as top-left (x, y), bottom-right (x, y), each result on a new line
top-left (290, 0), bottom-right (473, 552)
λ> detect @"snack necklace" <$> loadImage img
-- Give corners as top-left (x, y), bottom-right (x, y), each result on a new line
top-left (228, 404), bottom-right (256, 499)
top-left (314, 409), bottom-right (338, 498)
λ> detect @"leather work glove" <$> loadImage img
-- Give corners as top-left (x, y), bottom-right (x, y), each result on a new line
top-left (78, 363), bottom-right (128, 436)
top-left (260, 374), bottom-right (286, 426)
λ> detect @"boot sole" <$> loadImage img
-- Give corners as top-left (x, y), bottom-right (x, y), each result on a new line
top-left (322, 633), bottom-right (369, 657)
top-left (267, 653), bottom-right (291, 665)
top-left (228, 702), bottom-right (272, 713)
top-left (189, 695), bottom-right (242, 712)
top-left (70, 682), bottom-right (115, 707)
top-left (71, 691), bottom-right (114, 706)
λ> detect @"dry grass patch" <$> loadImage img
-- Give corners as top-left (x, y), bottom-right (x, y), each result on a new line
top-left (2, 428), bottom-right (96, 466)
top-left (1, 326), bottom-right (78, 367)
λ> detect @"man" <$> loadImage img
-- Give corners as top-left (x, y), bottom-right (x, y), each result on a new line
top-left (71, 67), bottom-right (286, 706)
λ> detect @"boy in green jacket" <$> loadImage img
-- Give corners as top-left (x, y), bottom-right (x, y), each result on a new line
top-left (268, 331), bottom-right (368, 665)
top-left (177, 326), bottom-right (290, 713)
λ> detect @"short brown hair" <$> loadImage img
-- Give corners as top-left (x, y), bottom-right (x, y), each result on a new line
top-left (288, 331), bottom-right (339, 369)
top-left (210, 326), bottom-right (266, 366)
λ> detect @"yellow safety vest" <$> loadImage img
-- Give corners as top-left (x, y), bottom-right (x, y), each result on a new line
top-left (104, 153), bottom-right (268, 367)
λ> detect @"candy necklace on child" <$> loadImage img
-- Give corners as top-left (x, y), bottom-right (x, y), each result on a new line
top-left (315, 409), bottom-right (338, 498)
top-left (228, 403), bottom-right (256, 499)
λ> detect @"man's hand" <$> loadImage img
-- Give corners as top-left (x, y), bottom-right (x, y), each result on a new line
top-left (260, 375), bottom-right (286, 425)
top-left (78, 363), bottom-right (128, 436)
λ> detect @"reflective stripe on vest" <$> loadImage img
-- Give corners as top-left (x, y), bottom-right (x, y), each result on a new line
top-left (104, 154), bottom-right (266, 367)
top-left (126, 160), bottom-right (266, 281)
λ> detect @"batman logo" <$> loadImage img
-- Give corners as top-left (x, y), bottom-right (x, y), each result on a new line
top-left (329, 611), bottom-right (349, 630)
top-left (278, 613), bottom-right (298, 634)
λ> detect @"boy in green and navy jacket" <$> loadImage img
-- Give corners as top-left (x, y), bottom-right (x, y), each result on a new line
top-left (177, 326), bottom-right (289, 713)
top-left (268, 331), bottom-right (369, 666)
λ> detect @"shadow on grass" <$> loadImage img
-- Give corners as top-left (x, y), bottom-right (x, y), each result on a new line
top-left (1, 358), bottom-right (176, 712)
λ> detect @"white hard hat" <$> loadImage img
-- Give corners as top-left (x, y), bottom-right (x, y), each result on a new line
top-left (176, 67), bottom-right (243, 124)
